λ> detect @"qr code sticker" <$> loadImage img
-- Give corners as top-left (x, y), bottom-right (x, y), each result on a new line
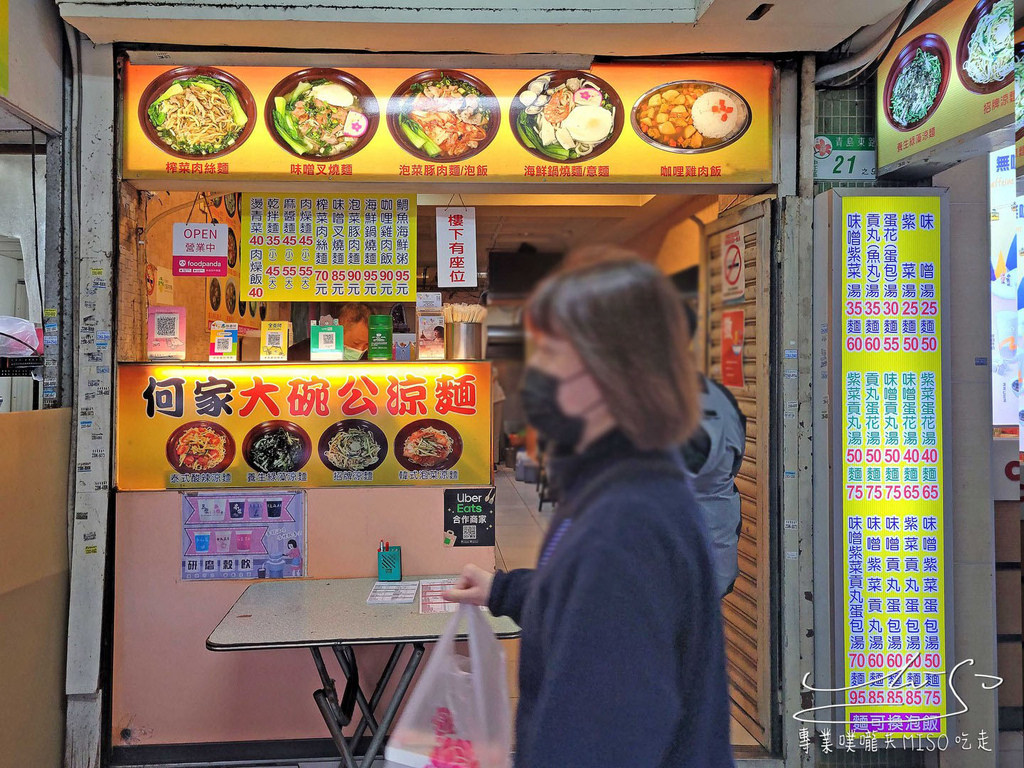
top-left (266, 331), bottom-right (282, 348)
top-left (215, 336), bottom-right (232, 352)
top-left (155, 313), bottom-right (179, 339)
top-left (463, 525), bottom-right (477, 541)
top-left (320, 331), bottom-right (336, 349)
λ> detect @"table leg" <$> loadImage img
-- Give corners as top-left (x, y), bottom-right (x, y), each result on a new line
top-left (310, 647), bottom-right (358, 768)
top-left (339, 643), bottom-right (404, 744)
top-left (358, 642), bottom-right (425, 768)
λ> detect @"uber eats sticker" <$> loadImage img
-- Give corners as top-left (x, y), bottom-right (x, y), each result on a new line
top-left (444, 487), bottom-right (495, 547)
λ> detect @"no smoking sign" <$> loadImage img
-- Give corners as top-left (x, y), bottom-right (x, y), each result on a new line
top-left (721, 226), bottom-right (745, 302)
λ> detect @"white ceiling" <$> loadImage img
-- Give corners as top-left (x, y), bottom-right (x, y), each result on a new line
top-left (61, 0), bottom-right (906, 55)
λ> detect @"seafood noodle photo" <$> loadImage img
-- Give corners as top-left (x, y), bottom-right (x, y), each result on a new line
top-left (512, 72), bottom-right (621, 163)
top-left (146, 74), bottom-right (249, 156)
top-left (402, 426), bottom-right (455, 468)
top-left (324, 425), bottom-right (384, 471)
top-left (169, 424), bottom-right (229, 472)
top-left (889, 48), bottom-right (943, 128)
top-left (960, 0), bottom-right (1013, 89)
top-left (391, 72), bottom-right (498, 162)
top-left (633, 82), bottom-right (750, 153)
top-left (271, 76), bottom-right (372, 158)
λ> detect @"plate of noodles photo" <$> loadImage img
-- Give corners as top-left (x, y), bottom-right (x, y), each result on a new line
top-left (139, 67), bottom-right (257, 159)
top-left (318, 419), bottom-right (389, 473)
top-left (165, 421), bottom-right (235, 474)
top-left (956, 0), bottom-right (1014, 95)
top-left (394, 419), bottom-right (463, 472)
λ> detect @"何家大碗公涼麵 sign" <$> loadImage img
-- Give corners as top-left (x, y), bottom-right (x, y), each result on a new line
top-left (839, 195), bottom-right (948, 738)
top-left (116, 362), bottom-right (491, 490)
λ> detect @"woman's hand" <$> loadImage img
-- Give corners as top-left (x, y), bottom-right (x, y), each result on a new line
top-left (445, 564), bottom-right (495, 606)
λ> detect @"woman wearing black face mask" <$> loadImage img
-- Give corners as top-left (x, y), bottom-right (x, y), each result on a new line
top-left (447, 252), bottom-right (735, 768)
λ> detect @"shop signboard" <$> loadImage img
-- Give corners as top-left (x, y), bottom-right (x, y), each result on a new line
top-left (830, 192), bottom-right (951, 739)
top-left (1016, 27), bottom-right (1023, 177)
top-left (116, 362), bottom-right (491, 490)
top-left (181, 491), bottom-right (306, 581)
top-left (122, 62), bottom-right (775, 186)
top-left (876, 0), bottom-right (1014, 173)
top-left (813, 134), bottom-right (877, 181)
top-left (241, 193), bottom-right (417, 302)
top-left (436, 207), bottom-right (478, 288)
top-left (989, 149), bottom-right (1018, 426)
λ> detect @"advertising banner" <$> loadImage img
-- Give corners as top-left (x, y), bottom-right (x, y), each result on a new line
top-left (181, 491), bottom-right (306, 581)
top-left (990, 149), bottom-right (1018, 426)
top-left (721, 309), bottom-right (745, 389)
top-left (1016, 27), bottom-right (1023, 176)
top-left (837, 195), bottom-right (949, 738)
top-left (122, 61), bottom-right (774, 185)
top-left (116, 362), bottom-right (491, 490)
top-left (241, 193), bottom-right (416, 302)
top-left (877, 0), bottom-right (1014, 171)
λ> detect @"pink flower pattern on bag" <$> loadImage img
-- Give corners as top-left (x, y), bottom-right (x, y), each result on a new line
top-left (432, 707), bottom-right (456, 737)
top-left (428, 708), bottom-right (478, 768)
top-left (429, 737), bottom-right (479, 768)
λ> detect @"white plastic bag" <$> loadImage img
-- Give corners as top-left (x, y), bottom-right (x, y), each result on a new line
top-left (385, 604), bottom-right (511, 768)
top-left (0, 317), bottom-right (39, 357)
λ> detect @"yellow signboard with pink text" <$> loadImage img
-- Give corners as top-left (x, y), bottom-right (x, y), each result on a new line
top-left (877, 0), bottom-right (1014, 171)
top-left (121, 61), bottom-right (774, 185)
top-left (116, 362), bottom-right (491, 490)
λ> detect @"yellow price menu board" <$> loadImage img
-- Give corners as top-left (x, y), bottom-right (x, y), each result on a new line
top-left (839, 195), bottom-right (948, 739)
top-left (241, 193), bottom-right (416, 302)
top-left (115, 362), bottom-right (490, 490)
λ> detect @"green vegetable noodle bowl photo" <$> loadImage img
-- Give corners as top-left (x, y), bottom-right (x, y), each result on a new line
top-left (140, 67), bottom-right (256, 159)
top-left (266, 69), bottom-right (379, 160)
top-left (884, 34), bottom-right (950, 131)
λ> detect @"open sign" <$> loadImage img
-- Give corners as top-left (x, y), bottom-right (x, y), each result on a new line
top-left (172, 223), bottom-right (229, 276)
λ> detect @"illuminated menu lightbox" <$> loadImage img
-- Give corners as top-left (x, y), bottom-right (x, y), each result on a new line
top-left (838, 195), bottom-right (949, 738)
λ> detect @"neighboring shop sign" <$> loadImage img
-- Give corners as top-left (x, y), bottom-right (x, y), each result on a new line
top-left (989, 149), bottom-right (1018, 426)
top-left (1016, 27), bottom-right (1023, 175)
top-left (116, 362), bottom-right (491, 490)
top-left (837, 194), bottom-right (949, 738)
top-left (991, 437), bottom-right (1020, 501)
top-left (436, 207), bottom-right (478, 288)
top-left (181, 491), bottom-right (306, 581)
top-left (172, 222), bottom-right (228, 276)
top-left (443, 487), bottom-right (495, 547)
top-left (122, 62), bottom-right (775, 185)
top-left (720, 225), bottom-right (746, 302)
top-left (813, 135), bottom-right (876, 181)
top-left (877, 0), bottom-right (1014, 172)
top-left (720, 309), bottom-right (745, 389)
top-left (241, 193), bottom-right (417, 302)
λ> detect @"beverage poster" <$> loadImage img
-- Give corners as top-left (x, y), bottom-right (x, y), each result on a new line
top-left (181, 491), bottom-right (305, 581)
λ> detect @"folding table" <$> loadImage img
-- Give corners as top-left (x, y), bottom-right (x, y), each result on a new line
top-left (207, 577), bottom-right (519, 768)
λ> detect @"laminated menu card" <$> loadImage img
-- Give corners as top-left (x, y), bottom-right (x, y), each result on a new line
top-left (147, 306), bottom-right (186, 361)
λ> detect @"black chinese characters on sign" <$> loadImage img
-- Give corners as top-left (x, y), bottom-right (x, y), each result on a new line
top-left (443, 488), bottom-right (495, 547)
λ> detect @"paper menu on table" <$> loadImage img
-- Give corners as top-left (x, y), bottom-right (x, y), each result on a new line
top-left (419, 578), bottom-right (459, 614)
top-left (366, 580), bottom-right (419, 605)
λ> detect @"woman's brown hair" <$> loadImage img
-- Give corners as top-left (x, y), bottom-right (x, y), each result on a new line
top-left (527, 247), bottom-right (701, 450)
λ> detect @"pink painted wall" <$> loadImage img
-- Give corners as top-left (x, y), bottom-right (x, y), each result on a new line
top-left (112, 488), bottom-right (494, 746)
